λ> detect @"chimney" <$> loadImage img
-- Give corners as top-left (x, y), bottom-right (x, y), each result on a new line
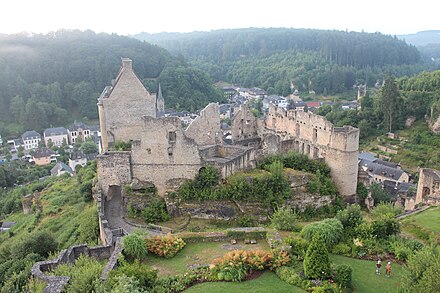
top-left (121, 58), bottom-right (133, 70)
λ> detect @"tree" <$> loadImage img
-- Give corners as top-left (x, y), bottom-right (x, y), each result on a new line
top-left (380, 75), bottom-right (400, 132)
top-left (80, 141), bottom-right (98, 154)
top-left (303, 233), bottom-right (330, 279)
top-left (336, 204), bottom-right (363, 235)
top-left (400, 248), bottom-right (440, 293)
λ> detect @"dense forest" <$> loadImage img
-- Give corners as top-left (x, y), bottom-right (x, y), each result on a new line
top-left (0, 30), bottom-right (222, 138)
top-left (135, 28), bottom-right (436, 96)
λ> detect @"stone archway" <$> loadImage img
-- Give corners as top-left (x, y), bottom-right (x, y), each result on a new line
top-left (422, 187), bottom-right (431, 197)
top-left (107, 185), bottom-right (122, 201)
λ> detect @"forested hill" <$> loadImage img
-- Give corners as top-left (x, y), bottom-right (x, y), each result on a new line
top-left (0, 30), bottom-right (222, 137)
top-left (134, 28), bottom-right (432, 96)
top-left (136, 28), bottom-right (420, 67)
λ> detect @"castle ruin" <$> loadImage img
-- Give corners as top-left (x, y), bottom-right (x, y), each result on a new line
top-left (97, 58), bottom-right (359, 207)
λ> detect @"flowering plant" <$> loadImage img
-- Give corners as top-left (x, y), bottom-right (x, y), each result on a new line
top-left (145, 234), bottom-right (186, 258)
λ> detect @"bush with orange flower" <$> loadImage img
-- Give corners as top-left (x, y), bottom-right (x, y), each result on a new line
top-left (145, 234), bottom-right (186, 258)
top-left (210, 249), bottom-right (290, 281)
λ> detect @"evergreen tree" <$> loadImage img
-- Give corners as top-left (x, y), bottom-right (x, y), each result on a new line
top-left (303, 233), bottom-right (331, 279)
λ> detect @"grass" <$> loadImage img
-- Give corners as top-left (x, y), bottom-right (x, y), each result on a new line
top-left (330, 254), bottom-right (404, 293)
top-left (400, 206), bottom-right (440, 242)
top-left (183, 271), bottom-right (305, 293)
top-left (145, 241), bottom-right (270, 276)
top-left (402, 206), bottom-right (440, 233)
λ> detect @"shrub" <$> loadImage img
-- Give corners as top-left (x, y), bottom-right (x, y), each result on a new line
top-left (301, 218), bottom-right (344, 249)
top-left (236, 215), bottom-right (256, 227)
top-left (284, 237), bottom-right (308, 260)
top-left (108, 258), bottom-right (157, 290)
top-left (332, 243), bottom-right (351, 256)
top-left (145, 234), bottom-right (186, 258)
top-left (370, 203), bottom-right (402, 219)
top-left (108, 274), bottom-right (145, 293)
top-left (303, 234), bottom-right (331, 279)
top-left (141, 198), bottom-right (170, 224)
top-left (77, 205), bottom-right (99, 245)
top-left (332, 264), bottom-right (352, 288)
top-left (371, 217), bottom-right (400, 239)
top-left (270, 207), bottom-right (299, 231)
top-left (275, 266), bottom-right (312, 291)
top-left (210, 249), bottom-right (290, 281)
top-left (336, 204), bottom-right (363, 234)
top-left (122, 234), bottom-right (149, 260)
top-left (80, 180), bottom-right (93, 201)
top-left (12, 230), bottom-right (58, 259)
top-left (52, 255), bottom-right (103, 293)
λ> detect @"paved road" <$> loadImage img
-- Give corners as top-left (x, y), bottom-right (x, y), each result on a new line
top-left (104, 191), bottom-right (163, 236)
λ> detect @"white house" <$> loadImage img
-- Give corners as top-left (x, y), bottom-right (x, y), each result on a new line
top-left (21, 130), bottom-right (41, 150)
top-left (44, 127), bottom-right (69, 147)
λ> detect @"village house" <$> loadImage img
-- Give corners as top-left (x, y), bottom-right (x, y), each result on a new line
top-left (222, 87), bottom-right (237, 101)
top-left (68, 150), bottom-right (97, 170)
top-left (68, 121), bottom-right (92, 144)
top-left (22, 130), bottom-right (41, 150)
top-left (359, 158), bottom-right (409, 184)
top-left (7, 138), bottom-right (22, 152)
top-left (32, 148), bottom-right (56, 166)
top-left (51, 162), bottom-right (74, 177)
top-left (0, 134), bottom-right (2, 146)
top-left (262, 95), bottom-right (289, 111)
top-left (43, 127), bottom-right (69, 147)
top-left (219, 104), bottom-right (233, 120)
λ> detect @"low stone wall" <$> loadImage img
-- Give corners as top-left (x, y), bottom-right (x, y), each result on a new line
top-left (31, 242), bottom-right (117, 293)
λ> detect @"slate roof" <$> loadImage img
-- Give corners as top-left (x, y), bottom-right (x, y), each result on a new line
top-left (69, 150), bottom-right (97, 161)
top-left (44, 127), bottom-right (68, 137)
top-left (70, 120), bottom-right (88, 131)
top-left (0, 222), bottom-right (16, 229)
top-left (375, 159), bottom-right (399, 169)
top-left (358, 152), bottom-right (377, 162)
top-left (22, 130), bottom-right (41, 140)
top-left (51, 162), bottom-right (73, 176)
top-left (33, 148), bottom-right (56, 159)
top-left (359, 159), bottom-right (405, 180)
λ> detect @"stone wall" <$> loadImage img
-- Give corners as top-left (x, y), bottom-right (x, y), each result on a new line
top-left (97, 152), bottom-right (132, 197)
top-left (231, 105), bottom-right (258, 143)
top-left (31, 241), bottom-right (118, 293)
top-left (262, 106), bottom-right (359, 196)
top-left (185, 103), bottom-right (222, 146)
top-left (101, 58), bottom-right (157, 145)
top-left (130, 116), bottom-right (203, 195)
top-left (416, 168), bottom-right (440, 205)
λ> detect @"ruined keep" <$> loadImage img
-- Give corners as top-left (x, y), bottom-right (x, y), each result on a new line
top-left (416, 168), bottom-right (440, 206)
top-left (97, 58), bottom-right (359, 203)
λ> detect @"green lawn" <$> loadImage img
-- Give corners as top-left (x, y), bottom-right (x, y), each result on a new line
top-left (183, 271), bottom-right (305, 293)
top-left (402, 206), bottom-right (440, 234)
top-left (145, 241), bottom-right (270, 276)
top-left (331, 255), bottom-right (404, 293)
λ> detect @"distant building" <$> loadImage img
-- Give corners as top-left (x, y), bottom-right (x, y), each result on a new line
top-left (0, 222), bottom-right (16, 232)
top-left (68, 121), bottom-right (92, 144)
top-left (219, 104), bottom-right (233, 120)
top-left (0, 134), bottom-right (3, 146)
top-left (7, 138), bottom-right (22, 152)
top-left (263, 95), bottom-right (288, 111)
top-left (22, 130), bottom-right (41, 150)
top-left (69, 150), bottom-right (97, 171)
top-left (51, 162), bottom-right (74, 177)
top-left (359, 159), bottom-right (409, 184)
top-left (43, 127), bottom-right (69, 147)
top-left (32, 148), bottom-right (56, 166)
top-left (222, 87), bottom-right (237, 101)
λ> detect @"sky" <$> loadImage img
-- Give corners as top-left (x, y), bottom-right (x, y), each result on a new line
top-left (0, 0), bottom-right (438, 36)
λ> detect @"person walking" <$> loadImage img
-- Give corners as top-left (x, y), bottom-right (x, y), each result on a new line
top-left (385, 261), bottom-right (392, 277)
top-left (375, 259), bottom-right (382, 275)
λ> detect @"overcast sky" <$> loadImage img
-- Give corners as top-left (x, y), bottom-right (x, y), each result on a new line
top-left (1, 0), bottom-right (438, 36)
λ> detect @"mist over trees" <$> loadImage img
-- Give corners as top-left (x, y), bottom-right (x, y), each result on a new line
top-left (136, 28), bottom-right (434, 96)
top-left (0, 30), bottom-right (222, 137)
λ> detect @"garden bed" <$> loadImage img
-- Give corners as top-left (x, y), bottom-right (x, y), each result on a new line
top-left (144, 241), bottom-right (271, 277)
